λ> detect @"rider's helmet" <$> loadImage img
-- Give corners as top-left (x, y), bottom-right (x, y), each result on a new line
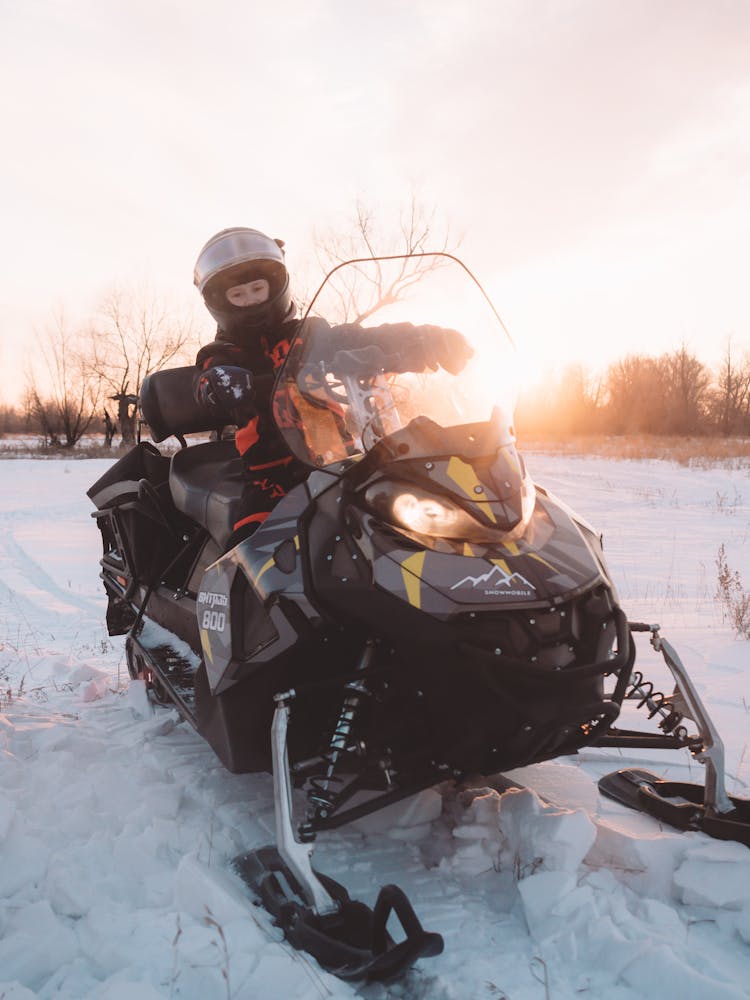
top-left (193, 227), bottom-right (293, 336)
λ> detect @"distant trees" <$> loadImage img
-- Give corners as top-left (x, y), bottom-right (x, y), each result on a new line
top-left (516, 343), bottom-right (738, 439)
top-left (13, 287), bottom-right (198, 449)
top-left (24, 311), bottom-right (101, 448)
top-left (88, 284), bottom-right (197, 444)
top-left (0, 404), bottom-right (28, 435)
top-left (661, 345), bottom-right (710, 434)
top-left (516, 364), bottom-right (603, 437)
top-left (560, 365), bottom-right (603, 433)
top-left (603, 355), bottom-right (665, 434)
top-left (599, 346), bottom-right (710, 436)
top-left (706, 339), bottom-right (750, 435)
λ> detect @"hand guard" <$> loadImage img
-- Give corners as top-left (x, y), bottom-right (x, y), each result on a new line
top-left (196, 365), bottom-right (256, 421)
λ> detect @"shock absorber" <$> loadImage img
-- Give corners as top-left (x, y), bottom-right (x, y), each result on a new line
top-left (626, 669), bottom-right (689, 741)
top-left (306, 640), bottom-right (376, 822)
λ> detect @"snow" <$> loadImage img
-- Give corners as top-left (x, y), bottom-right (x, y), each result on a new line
top-left (0, 453), bottom-right (749, 998)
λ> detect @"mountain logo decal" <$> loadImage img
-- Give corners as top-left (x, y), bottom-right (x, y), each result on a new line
top-left (450, 564), bottom-right (536, 597)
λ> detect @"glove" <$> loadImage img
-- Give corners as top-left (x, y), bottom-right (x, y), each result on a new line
top-left (327, 323), bottom-right (474, 377)
top-left (196, 365), bottom-right (256, 421)
top-left (418, 326), bottom-right (474, 375)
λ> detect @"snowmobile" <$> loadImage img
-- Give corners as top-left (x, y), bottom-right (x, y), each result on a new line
top-left (88, 253), bottom-right (750, 981)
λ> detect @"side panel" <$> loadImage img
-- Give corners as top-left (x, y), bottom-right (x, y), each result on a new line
top-left (196, 485), bottom-right (319, 694)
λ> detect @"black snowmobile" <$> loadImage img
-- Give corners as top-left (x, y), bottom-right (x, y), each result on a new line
top-left (89, 254), bottom-right (750, 981)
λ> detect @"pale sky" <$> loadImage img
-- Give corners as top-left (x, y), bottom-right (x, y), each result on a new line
top-left (2, 0), bottom-right (749, 403)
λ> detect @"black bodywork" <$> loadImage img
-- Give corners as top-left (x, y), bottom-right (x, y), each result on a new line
top-left (89, 368), bottom-right (633, 792)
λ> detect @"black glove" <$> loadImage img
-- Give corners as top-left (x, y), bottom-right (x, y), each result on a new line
top-left (378, 325), bottom-right (473, 375)
top-left (196, 365), bottom-right (255, 421)
top-left (327, 323), bottom-right (474, 377)
top-left (418, 326), bottom-right (474, 375)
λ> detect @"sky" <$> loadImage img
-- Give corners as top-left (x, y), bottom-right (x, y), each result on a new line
top-left (1, 0), bottom-right (750, 403)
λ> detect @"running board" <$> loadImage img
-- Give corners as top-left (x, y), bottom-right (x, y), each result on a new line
top-left (126, 632), bottom-right (200, 725)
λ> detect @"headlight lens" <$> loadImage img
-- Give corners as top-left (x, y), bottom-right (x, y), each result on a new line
top-left (365, 480), bottom-right (535, 543)
top-left (391, 492), bottom-right (466, 536)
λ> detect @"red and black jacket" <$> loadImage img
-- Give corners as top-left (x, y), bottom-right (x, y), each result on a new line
top-left (194, 320), bottom-right (299, 466)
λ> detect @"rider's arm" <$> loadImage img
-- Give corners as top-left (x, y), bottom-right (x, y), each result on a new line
top-left (327, 322), bottom-right (473, 375)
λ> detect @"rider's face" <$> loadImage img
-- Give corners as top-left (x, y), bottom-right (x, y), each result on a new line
top-left (225, 278), bottom-right (270, 307)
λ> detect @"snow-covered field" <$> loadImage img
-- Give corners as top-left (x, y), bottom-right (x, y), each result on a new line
top-left (1, 453), bottom-right (749, 1000)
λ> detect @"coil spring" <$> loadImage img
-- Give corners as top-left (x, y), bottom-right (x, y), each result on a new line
top-left (626, 670), bottom-right (689, 740)
top-left (307, 681), bottom-right (372, 818)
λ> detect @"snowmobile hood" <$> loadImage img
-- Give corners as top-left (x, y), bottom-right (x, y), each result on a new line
top-left (361, 488), bottom-right (612, 613)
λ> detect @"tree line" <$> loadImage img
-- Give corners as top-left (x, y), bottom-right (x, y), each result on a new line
top-left (1, 194), bottom-right (745, 448)
top-left (6, 285), bottom-right (201, 449)
top-left (516, 342), bottom-right (750, 439)
top-left (7, 336), bottom-right (747, 449)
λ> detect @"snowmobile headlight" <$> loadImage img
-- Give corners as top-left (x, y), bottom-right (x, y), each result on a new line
top-left (364, 481), bottom-right (521, 542)
top-left (391, 492), bottom-right (465, 537)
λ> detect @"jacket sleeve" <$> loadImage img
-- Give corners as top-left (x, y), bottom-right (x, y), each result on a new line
top-left (195, 339), bottom-right (248, 371)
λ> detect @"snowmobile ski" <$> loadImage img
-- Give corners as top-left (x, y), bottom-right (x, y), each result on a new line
top-left (233, 691), bottom-right (443, 980)
top-left (598, 622), bottom-right (750, 848)
top-left (598, 768), bottom-right (750, 846)
top-left (233, 846), bottom-right (443, 982)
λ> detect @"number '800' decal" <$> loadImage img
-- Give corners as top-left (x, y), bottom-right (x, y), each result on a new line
top-left (202, 609), bottom-right (226, 632)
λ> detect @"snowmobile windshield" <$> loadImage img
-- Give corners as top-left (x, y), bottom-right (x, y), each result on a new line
top-left (274, 254), bottom-right (518, 469)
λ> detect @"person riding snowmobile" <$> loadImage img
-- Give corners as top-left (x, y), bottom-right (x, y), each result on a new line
top-left (192, 226), bottom-right (473, 539)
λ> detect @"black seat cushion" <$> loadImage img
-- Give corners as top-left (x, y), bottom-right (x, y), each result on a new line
top-left (169, 441), bottom-right (245, 547)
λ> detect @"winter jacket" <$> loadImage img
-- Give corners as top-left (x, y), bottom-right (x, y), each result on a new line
top-left (194, 317), bottom-right (299, 466)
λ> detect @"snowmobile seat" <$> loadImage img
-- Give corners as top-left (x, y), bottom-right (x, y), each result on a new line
top-left (169, 441), bottom-right (246, 548)
top-left (140, 365), bottom-right (227, 444)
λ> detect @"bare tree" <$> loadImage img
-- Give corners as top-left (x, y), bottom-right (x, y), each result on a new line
top-left (312, 195), bottom-right (459, 323)
top-left (26, 311), bottom-right (101, 448)
top-left (89, 284), bottom-right (198, 444)
top-left (707, 338), bottom-right (750, 435)
top-left (516, 364), bottom-right (602, 438)
top-left (559, 364), bottom-right (603, 433)
top-left (603, 354), bottom-right (668, 434)
top-left (660, 344), bottom-right (710, 434)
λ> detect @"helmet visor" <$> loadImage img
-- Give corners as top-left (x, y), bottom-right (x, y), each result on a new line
top-left (194, 229), bottom-right (285, 292)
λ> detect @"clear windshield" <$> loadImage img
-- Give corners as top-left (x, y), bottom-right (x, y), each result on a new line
top-left (274, 254), bottom-right (518, 468)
